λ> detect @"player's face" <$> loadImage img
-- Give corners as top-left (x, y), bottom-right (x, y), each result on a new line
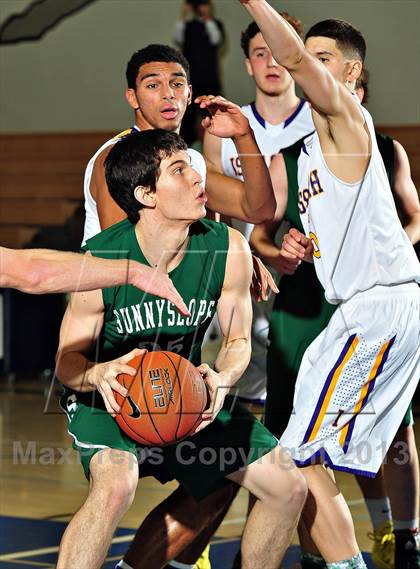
top-left (245, 33), bottom-right (294, 96)
top-left (305, 36), bottom-right (351, 84)
top-left (126, 62), bottom-right (192, 132)
top-left (154, 151), bottom-right (207, 222)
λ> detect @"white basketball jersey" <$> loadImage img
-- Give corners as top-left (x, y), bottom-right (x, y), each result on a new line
top-left (220, 99), bottom-right (313, 240)
top-left (82, 126), bottom-right (207, 245)
top-left (297, 101), bottom-right (420, 304)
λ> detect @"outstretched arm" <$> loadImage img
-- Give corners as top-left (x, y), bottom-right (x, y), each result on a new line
top-left (195, 228), bottom-right (253, 431)
top-left (0, 247), bottom-right (189, 314)
top-left (238, 0), bottom-right (356, 119)
top-left (392, 140), bottom-right (420, 245)
top-left (238, 0), bottom-right (369, 182)
top-left (198, 95), bottom-right (275, 223)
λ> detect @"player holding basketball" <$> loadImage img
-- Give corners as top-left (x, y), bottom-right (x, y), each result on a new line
top-left (203, 16), bottom-right (313, 403)
top-left (238, 1), bottom-right (420, 568)
top-left (55, 129), bottom-right (307, 569)
top-left (81, 42), bottom-right (276, 569)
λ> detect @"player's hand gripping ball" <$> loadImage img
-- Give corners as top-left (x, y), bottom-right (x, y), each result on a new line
top-left (114, 351), bottom-right (208, 445)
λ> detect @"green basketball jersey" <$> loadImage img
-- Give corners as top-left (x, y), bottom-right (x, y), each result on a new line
top-left (84, 218), bottom-right (229, 367)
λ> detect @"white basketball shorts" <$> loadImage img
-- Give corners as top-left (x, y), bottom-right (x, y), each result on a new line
top-left (280, 283), bottom-right (420, 476)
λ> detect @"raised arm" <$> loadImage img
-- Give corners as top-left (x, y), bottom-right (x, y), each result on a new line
top-left (198, 95), bottom-right (275, 223)
top-left (392, 140), bottom-right (420, 245)
top-left (239, 0), bottom-right (357, 119)
top-left (195, 228), bottom-right (253, 430)
top-left (239, 0), bottom-right (369, 182)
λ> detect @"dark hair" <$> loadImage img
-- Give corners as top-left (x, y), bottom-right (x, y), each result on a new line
top-left (126, 44), bottom-right (190, 89)
top-left (105, 130), bottom-right (188, 224)
top-left (241, 13), bottom-right (304, 57)
top-left (305, 19), bottom-right (366, 62)
top-left (356, 67), bottom-right (370, 104)
top-left (187, 0), bottom-right (210, 6)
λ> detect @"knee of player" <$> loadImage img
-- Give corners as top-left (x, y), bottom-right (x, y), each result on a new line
top-left (287, 469), bottom-right (308, 511)
top-left (259, 454), bottom-right (307, 512)
top-left (102, 474), bottom-right (137, 516)
top-left (90, 452), bottom-right (138, 515)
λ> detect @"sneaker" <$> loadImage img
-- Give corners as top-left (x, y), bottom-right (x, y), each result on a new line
top-left (395, 529), bottom-right (420, 569)
top-left (195, 545), bottom-right (211, 569)
top-left (369, 520), bottom-right (395, 569)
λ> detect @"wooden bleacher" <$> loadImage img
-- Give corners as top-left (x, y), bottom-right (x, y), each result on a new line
top-left (0, 126), bottom-right (418, 249)
top-left (0, 132), bottom-right (114, 248)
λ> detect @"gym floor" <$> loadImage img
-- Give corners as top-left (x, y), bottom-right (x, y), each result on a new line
top-left (3, 378), bottom-right (417, 568)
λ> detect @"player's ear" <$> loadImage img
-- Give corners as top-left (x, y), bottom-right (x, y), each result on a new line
top-left (244, 58), bottom-right (254, 78)
top-left (347, 60), bottom-right (362, 85)
top-left (187, 84), bottom-right (193, 106)
top-left (134, 186), bottom-right (156, 208)
top-left (126, 88), bottom-right (140, 111)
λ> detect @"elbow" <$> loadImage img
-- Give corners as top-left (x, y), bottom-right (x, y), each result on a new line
top-left (246, 201), bottom-right (276, 224)
top-left (283, 47), bottom-right (305, 72)
top-left (19, 265), bottom-right (44, 294)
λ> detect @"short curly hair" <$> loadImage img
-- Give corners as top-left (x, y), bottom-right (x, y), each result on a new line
top-left (126, 44), bottom-right (190, 89)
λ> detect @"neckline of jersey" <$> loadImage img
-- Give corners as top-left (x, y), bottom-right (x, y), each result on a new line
top-left (250, 98), bottom-right (306, 130)
top-left (130, 222), bottom-right (194, 278)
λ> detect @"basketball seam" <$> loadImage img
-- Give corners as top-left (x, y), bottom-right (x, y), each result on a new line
top-left (140, 353), bottom-right (167, 445)
top-left (162, 351), bottom-right (183, 441)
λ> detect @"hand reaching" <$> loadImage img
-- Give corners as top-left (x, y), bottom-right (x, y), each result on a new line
top-left (196, 95), bottom-right (251, 140)
top-left (251, 255), bottom-right (279, 302)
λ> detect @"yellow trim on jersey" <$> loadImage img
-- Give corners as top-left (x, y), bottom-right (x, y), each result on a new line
top-left (309, 231), bottom-right (321, 259)
top-left (339, 338), bottom-right (392, 448)
top-left (307, 335), bottom-right (359, 442)
top-left (112, 128), bottom-right (134, 141)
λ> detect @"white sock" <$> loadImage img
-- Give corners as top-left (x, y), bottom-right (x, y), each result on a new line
top-left (115, 561), bottom-right (134, 569)
top-left (168, 561), bottom-right (195, 569)
top-left (327, 553), bottom-right (367, 569)
top-left (394, 519), bottom-right (419, 532)
top-left (365, 497), bottom-right (392, 529)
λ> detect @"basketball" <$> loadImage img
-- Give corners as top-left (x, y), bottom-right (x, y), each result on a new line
top-left (114, 351), bottom-right (208, 446)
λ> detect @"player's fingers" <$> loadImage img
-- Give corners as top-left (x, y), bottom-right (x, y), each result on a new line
top-left (289, 227), bottom-right (307, 243)
top-left (109, 378), bottom-right (128, 398)
top-left (166, 283), bottom-right (190, 316)
top-left (118, 348), bottom-right (146, 366)
top-left (280, 247), bottom-right (300, 260)
top-left (265, 271), bottom-right (279, 294)
top-left (98, 382), bottom-right (120, 415)
top-left (195, 94), bottom-right (215, 104)
top-left (193, 418), bottom-right (212, 433)
top-left (260, 272), bottom-right (268, 302)
top-left (197, 363), bottom-right (210, 376)
top-left (115, 363), bottom-right (140, 377)
top-left (284, 232), bottom-right (305, 251)
top-left (283, 236), bottom-right (305, 257)
top-left (282, 240), bottom-right (304, 258)
top-left (201, 116), bottom-right (212, 129)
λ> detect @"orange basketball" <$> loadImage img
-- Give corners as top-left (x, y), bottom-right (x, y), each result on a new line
top-left (114, 351), bottom-right (208, 446)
